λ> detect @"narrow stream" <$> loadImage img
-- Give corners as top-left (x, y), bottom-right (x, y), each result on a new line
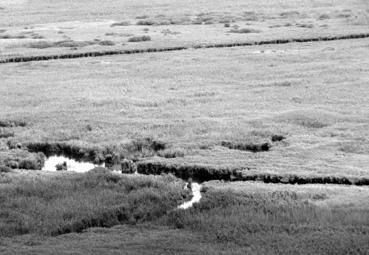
top-left (178, 183), bottom-right (202, 209)
top-left (42, 156), bottom-right (202, 209)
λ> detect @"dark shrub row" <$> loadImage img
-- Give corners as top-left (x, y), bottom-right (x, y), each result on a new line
top-left (238, 173), bottom-right (369, 186)
top-left (0, 120), bottom-right (26, 127)
top-left (137, 162), bottom-right (240, 182)
top-left (26, 138), bottom-right (167, 165)
top-left (137, 161), bottom-right (369, 186)
top-left (1, 33), bottom-right (369, 64)
top-left (0, 129), bottom-right (14, 138)
top-left (26, 142), bottom-right (104, 163)
top-left (0, 46), bottom-right (187, 64)
top-left (221, 141), bottom-right (271, 152)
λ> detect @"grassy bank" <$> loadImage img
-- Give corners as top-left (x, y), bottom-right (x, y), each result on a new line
top-left (0, 170), bottom-right (188, 237)
top-left (159, 189), bottom-right (369, 254)
top-left (2, 181), bottom-right (368, 254)
top-left (137, 161), bottom-right (369, 185)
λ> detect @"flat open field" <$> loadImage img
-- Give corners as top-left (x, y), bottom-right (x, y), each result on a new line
top-left (1, 0), bottom-right (369, 254)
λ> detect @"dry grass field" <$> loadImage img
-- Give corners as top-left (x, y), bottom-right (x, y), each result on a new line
top-left (1, 0), bottom-right (369, 254)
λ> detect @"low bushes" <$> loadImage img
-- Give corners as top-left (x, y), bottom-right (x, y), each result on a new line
top-left (0, 150), bottom-right (45, 170)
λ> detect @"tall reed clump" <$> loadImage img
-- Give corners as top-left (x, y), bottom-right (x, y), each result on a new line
top-left (0, 170), bottom-right (188, 237)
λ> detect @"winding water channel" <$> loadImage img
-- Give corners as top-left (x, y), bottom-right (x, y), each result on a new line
top-left (42, 155), bottom-right (202, 209)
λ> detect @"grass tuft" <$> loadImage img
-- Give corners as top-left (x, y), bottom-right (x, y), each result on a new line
top-left (229, 28), bottom-right (261, 33)
top-left (128, 35), bottom-right (151, 42)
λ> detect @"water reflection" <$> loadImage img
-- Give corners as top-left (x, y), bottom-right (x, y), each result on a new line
top-left (42, 156), bottom-right (104, 173)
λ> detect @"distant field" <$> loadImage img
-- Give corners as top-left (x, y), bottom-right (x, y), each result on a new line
top-left (1, 38), bottom-right (369, 178)
top-left (0, 0), bottom-right (368, 59)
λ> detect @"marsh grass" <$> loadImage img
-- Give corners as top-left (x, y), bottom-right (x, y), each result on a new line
top-left (161, 189), bottom-right (369, 253)
top-left (0, 171), bottom-right (187, 237)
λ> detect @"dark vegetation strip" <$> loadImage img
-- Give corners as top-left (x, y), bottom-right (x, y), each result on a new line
top-left (1, 33), bottom-right (369, 64)
top-left (137, 161), bottom-right (369, 186)
top-left (25, 138), bottom-right (166, 164)
top-left (221, 141), bottom-right (271, 152)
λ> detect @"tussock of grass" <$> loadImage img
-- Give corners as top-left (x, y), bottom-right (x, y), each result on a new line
top-left (136, 15), bottom-right (149, 19)
top-left (110, 21), bottom-right (131, 27)
top-left (319, 13), bottom-right (330, 20)
top-left (271, 134), bottom-right (285, 142)
top-left (280, 11), bottom-right (300, 17)
top-left (128, 35), bottom-right (151, 42)
top-left (0, 172), bottom-right (187, 237)
top-left (136, 20), bottom-right (156, 26)
top-left (98, 40), bottom-right (115, 46)
top-left (229, 28), bottom-right (261, 33)
top-left (276, 110), bottom-right (341, 128)
top-left (338, 141), bottom-right (369, 154)
top-left (157, 148), bottom-right (185, 158)
top-left (296, 23), bottom-right (314, 28)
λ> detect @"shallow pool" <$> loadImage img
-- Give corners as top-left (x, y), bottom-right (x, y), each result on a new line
top-left (42, 155), bottom-right (104, 173)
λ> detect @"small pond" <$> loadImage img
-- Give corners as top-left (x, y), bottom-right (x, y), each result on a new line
top-left (42, 155), bottom-right (104, 173)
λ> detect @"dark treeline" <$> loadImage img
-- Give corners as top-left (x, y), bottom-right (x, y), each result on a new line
top-left (1, 33), bottom-right (369, 64)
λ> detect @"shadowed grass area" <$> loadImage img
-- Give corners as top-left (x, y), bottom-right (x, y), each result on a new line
top-left (0, 170), bottom-right (188, 237)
